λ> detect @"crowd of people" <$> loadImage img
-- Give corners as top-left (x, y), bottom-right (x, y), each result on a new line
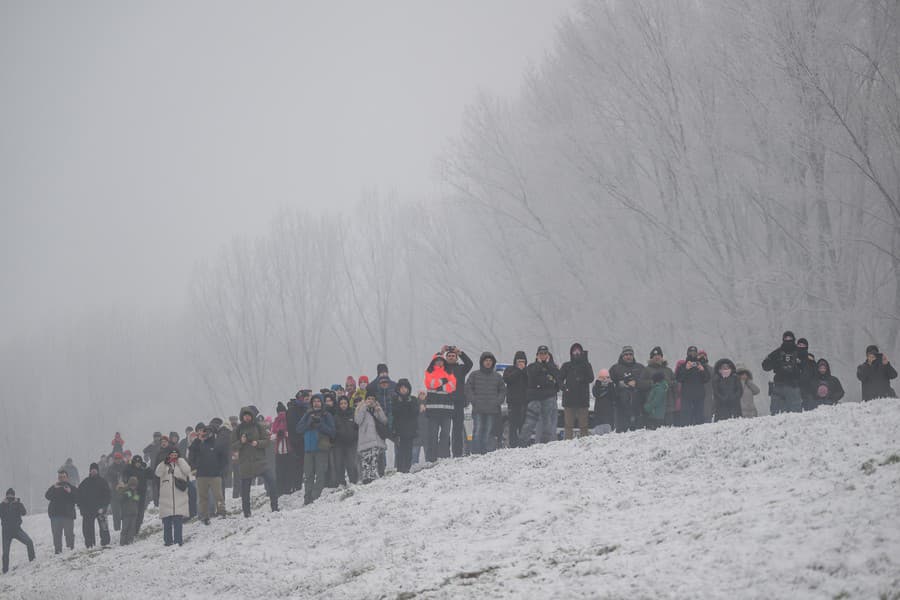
top-left (1, 334), bottom-right (895, 573)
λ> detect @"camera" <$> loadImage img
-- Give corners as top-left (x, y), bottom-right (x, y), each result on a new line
top-left (875, 353), bottom-right (884, 363)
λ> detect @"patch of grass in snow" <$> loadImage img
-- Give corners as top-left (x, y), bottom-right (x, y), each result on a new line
top-left (861, 459), bottom-right (877, 475)
top-left (879, 590), bottom-right (900, 600)
top-left (879, 454), bottom-right (900, 466)
top-left (833, 592), bottom-right (850, 600)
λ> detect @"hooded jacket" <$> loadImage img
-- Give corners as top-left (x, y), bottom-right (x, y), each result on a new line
top-left (154, 456), bottom-right (191, 519)
top-left (526, 353), bottom-right (561, 403)
top-left (559, 344), bottom-right (595, 408)
top-left (712, 358), bottom-right (742, 420)
top-left (189, 435), bottom-right (228, 477)
top-left (466, 352), bottom-right (507, 415)
top-left (812, 359), bottom-right (845, 406)
top-left (231, 407), bottom-right (271, 479)
top-left (369, 375), bottom-right (397, 428)
top-left (736, 365), bottom-right (760, 418)
top-left (639, 357), bottom-right (675, 413)
top-left (297, 405), bottom-right (336, 453)
top-left (502, 351), bottom-right (528, 407)
top-left (392, 379), bottom-right (420, 439)
top-left (122, 460), bottom-right (151, 502)
top-left (425, 355), bottom-right (458, 414)
top-left (334, 404), bottom-right (359, 446)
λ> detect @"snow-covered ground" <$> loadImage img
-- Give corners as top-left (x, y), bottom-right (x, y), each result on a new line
top-left (2, 400), bottom-right (899, 599)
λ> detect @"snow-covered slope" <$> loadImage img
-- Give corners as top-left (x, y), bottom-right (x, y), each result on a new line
top-left (3, 400), bottom-right (899, 599)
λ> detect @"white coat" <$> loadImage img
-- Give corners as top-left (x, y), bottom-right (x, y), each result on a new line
top-left (155, 458), bottom-right (191, 518)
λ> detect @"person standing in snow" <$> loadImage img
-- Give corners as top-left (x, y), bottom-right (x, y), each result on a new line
top-left (189, 425), bottom-right (227, 525)
top-left (639, 347), bottom-right (676, 427)
top-left (643, 372), bottom-right (669, 430)
top-left (559, 343), bottom-right (595, 439)
top-left (155, 448), bottom-right (190, 546)
top-left (271, 402), bottom-right (293, 495)
top-left (117, 477), bottom-right (141, 546)
top-left (111, 432), bottom-right (124, 455)
top-left (443, 346), bottom-right (474, 457)
top-left (810, 358), bottom-right (845, 408)
top-left (675, 346), bottom-right (710, 426)
top-left (297, 394), bottom-right (336, 505)
top-left (105, 452), bottom-right (126, 532)
top-left (762, 331), bottom-right (808, 414)
top-left (333, 396), bottom-right (359, 485)
top-left (411, 392), bottom-right (428, 465)
top-left (712, 359), bottom-right (742, 421)
top-left (735, 364), bottom-right (760, 418)
top-left (503, 351), bottom-right (529, 448)
top-left (610, 346), bottom-right (645, 432)
top-left (857, 345), bottom-right (897, 402)
top-left (356, 391), bottom-right (389, 484)
top-left (77, 462), bottom-right (111, 548)
top-left (59, 458), bottom-right (80, 487)
top-left (232, 406), bottom-right (278, 517)
top-left (466, 352), bottom-right (507, 454)
top-left (392, 379), bottom-right (421, 471)
top-left (352, 376), bottom-right (369, 409)
top-left (795, 338), bottom-right (818, 411)
top-left (521, 345), bottom-right (561, 445)
top-left (122, 455), bottom-right (151, 535)
top-left (591, 369), bottom-right (616, 432)
top-left (1, 489), bottom-right (35, 573)
top-left (46, 470), bottom-right (77, 554)
top-left (424, 354), bottom-right (457, 461)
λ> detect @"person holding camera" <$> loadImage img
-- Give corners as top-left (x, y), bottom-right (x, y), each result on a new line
top-left (355, 390), bottom-right (389, 484)
top-left (442, 346), bottom-right (473, 457)
top-left (297, 394), bottom-right (336, 504)
top-left (857, 345), bottom-right (897, 402)
top-left (232, 406), bottom-right (278, 517)
top-left (423, 353), bottom-right (457, 461)
top-left (333, 396), bottom-right (360, 484)
top-left (45, 469), bottom-right (78, 554)
top-left (155, 447), bottom-right (190, 546)
top-left (77, 462), bottom-right (111, 548)
top-left (503, 351), bottom-right (529, 447)
top-left (762, 331), bottom-right (808, 413)
top-left (1, 488), bottom-right (35, 573)
top-left (610, 346), bottom-right (646, 432)
top-left (521, 345), bottom-right (562, 445)
top-left (121, 455), bottom-right (151, 535)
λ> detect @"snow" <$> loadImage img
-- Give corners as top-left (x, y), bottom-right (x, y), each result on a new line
top-left (2, 400), bottom-right (899, 599)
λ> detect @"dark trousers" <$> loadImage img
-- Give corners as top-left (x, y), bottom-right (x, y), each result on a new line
top-left (50, 517), bottom-right (74, 553)
top-left (240, 469), bottom-right (277, 517)
top-left (333, 444), bottom-right (359, 485)
top-left (82, 513), bottom-right (110, 548)
top-left (275, 453), bottom-right (294, 495)
top-left (451, 404), bottom-right (465, 457)
top-left (303, 452), bottom-right (328, 504)
top-left (396, 437), bottom-right (413, 473)
top-left (110, 494), bottom-right (122, 531)
top-left (426, 413), bottom-right (452, 462)
top-left (135, 496), bottom-right (147, 535)
top-left (507, 402), bottom-right (525, 447)
top-left (2, 529), bottom-right (35, 573)
top-left (161, 515), bottom-right (183, 546)
top-left (120, 516), bottom-right (137, 545)
top-left (231, 463), bottom-right (241, 498)
top-left (187, 481), bottom-right (197, 519)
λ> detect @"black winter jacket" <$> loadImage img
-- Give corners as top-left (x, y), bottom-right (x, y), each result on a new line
top-left (334, 406), bottom-right (359, 447)
top-left (0, 498), bottom-right (26, 531)
top-left (392, 394), bottom-right (420, 440)
top-left (447, 352), bottom-right (474, 410)
top-left (559, 351), bottom-right (595, 408)
top-left (857, 360), bottom-right (898, 402)
top-left (502, 365), bottom-right (528, 407)
top-left (77, 475), bottom-right (111, 516)
top-left (189, 437), bottom-right (228, 478)
top-left (526, 358), bottom-right (561, 402)
top-left (762, 343), bottom-right (808, 385)
top-left (45, 482), bottom-right (78, 519)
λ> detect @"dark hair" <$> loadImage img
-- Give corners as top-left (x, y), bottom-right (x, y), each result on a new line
top-left (426, 356), bottom-right (446, 373)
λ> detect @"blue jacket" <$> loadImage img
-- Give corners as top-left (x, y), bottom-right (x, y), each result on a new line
top-left (297, 410), bottom-right (336, 453)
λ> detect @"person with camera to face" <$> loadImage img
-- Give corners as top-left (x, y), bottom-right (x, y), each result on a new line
top-left (154, 448), bottom-right (190, 546)
top-left (1, 488), bottom-right (35, 573)
top-left (675, 346), bottom-right (710, 427)
top-left (77, 462), bottom-right (111, 548)
top-left (355, 391), bottom-right (388, 484)
top-left (442, 346), bottom-right (473, 457)
top-left (297, 394), bottom-right (336, 505)
top-left (761, 331), bottom-right (807, 414)
top-left (610, 346), bottom-right (646, 432)
top-left (45, 469), bottom-right (78, 554)
top-left (520, 345), bottom-right (562, 445)
top-left (857, 345), bottom-right (897, 402)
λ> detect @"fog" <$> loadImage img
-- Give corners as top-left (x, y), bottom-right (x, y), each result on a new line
top-left (2, 0), bottom-right (898, 510)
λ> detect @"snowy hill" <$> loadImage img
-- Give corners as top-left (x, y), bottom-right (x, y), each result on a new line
top-left (2, 400), bottom-right (899, 600)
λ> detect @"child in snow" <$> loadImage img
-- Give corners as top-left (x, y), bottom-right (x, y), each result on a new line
top-left (118, 477), bottom-right (141, 546)
top-left (735, 364), bottom-right (760, 417)
top-left (643, 372), bottom-right (668, 430)
top-left (355, 391), bottom-right (388, 484)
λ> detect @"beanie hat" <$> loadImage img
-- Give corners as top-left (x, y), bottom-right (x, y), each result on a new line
top-left (90, 462), bottom-right (100, 472)
top-left (209, 417), bottom-right (223, 428)
top-left (276, 401), bottom-right (287, 414)
top-left (330, 384), bottom-right (343, 392)
top-left (5, 488), bottom-right (14, 497)
top-left (650, 346), bottom-right (663, 358)
top-left (127, 477), bottom-right (138, 487)
top-left (866, 344), bottom-right (879, 355)
top-left (359, 375), bottom-right (369, 386)
top-left (377, 363), bottom-right (389, 375)
top-left (621, 345), bottom-right (634, 355)
top-left (782, 331), bottom-right (795, 341)
top-left (167, 447), bottom-right (180, 456)
top-left (345, 375), bottom-right (356, 386)
top-left (514, 350), bottom-right (527, 362)
top-left (686, 345), bottom-right (698, 354)
top-left (310, 393), bottom-right (324, 405)
top-left (396, 378), bottom-right (412, 393)
top-left (537, 345), bottom-right (550, 354)
top-left (797, 338), bottom-right (809, 347)
top-left (365, 389), bottom-right (378, 400)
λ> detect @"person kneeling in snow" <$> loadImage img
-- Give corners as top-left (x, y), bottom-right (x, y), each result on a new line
top-left (355, 391), bottom-right (388, 484)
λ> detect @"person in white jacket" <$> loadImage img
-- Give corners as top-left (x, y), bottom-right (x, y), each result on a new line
top-left (155, 448), bottom-right (191, 546)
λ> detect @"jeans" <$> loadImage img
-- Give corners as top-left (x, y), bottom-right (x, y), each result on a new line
top-left (49, 517), bottom-right (74, 553)
top-left (333, 444), bottom-right (359, 485)
top-left (162, 515), bottom-right (183, 546)
top-left (2, 529), bottom-right (35, 573)
top-left (507, 402), bottom-right (525, 447)
top-left (520, 397), bottom-right (557, 445)
top-left (120, 515), bottom-right (137, 545)
top-left (770, 383), bottom-right (802, 414)
top-left (471, 413), bottom-right (497, 454)
top-left (303, 452), bottom-right (328, 505)
top-left (240, 469), bottom-right (277, 517)
top-left (196, 476), bottom-right (225, 520)
top-left (426, 413), bottom-right (452, 461)
top-left (82, 512), bottom-right (110, 547)
top-left (411, 444), bottom-right (423, 465)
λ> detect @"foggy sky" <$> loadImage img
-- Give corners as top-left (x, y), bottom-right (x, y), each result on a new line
top-left (0, 0), bottom-right (576, 340)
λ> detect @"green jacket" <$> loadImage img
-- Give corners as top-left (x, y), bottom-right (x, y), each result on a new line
top-left (644, 381), bottom-right (668, 421)
top-left (231, 408), bottom-right (270, 479)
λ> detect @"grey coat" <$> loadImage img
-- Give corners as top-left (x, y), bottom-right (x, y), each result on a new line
top-left (355, 403), bottom-right (388, 453)
top-left (465, 368), bottom-right (506, 415)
